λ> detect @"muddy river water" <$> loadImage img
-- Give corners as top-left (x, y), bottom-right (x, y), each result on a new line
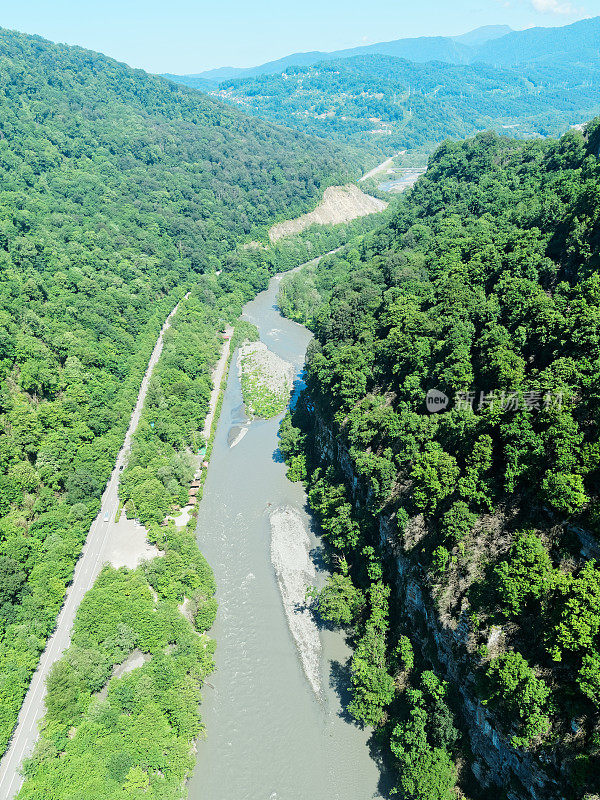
top-left (187, 269), bottom-right (385, 800)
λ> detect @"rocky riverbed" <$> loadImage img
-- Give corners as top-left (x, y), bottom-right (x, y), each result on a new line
top-left (237, 341), bottom-right (294, 418)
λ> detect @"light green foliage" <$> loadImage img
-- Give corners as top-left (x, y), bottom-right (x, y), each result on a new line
top-left (348, 621), bottom-right (396, 727)
top-left (432, 546), bottom-right (450, 574)
top-left (494, 531), bottom-right (553, 617)
top-left (278, 412), bottom-right (308, 481)
top-left (410, 443), bottom-right (459, 514)
top-left (314, 572), bottom-right (365, 626)
top-left (548, 560), bottom-right (600, 662)
top-left (578, 651), bottom-right (600, 705)
top-left (347, 580), bottom-right (395, 726)
top-left (396, 636), bottom-right (414, 673)
top-left (238, 347), bottom-right (292, 419)
top-left (441, 501), bottom-right (476, 544)
top-left (542, 471), bottom-right (589, 514)
top-left (485, 651), bottom-right (551, 748)
top-left (119, 293), bottom-right (222, 526)
top-left (18, 553), bottom-right (216, 800)
top-left (457, 434), bottom-right (494, 510)
top-left (308, 468), bottom-right (361, 551)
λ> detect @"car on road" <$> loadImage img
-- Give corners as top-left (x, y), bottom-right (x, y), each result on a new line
top-left (103, 512), bottom-right (109, 521)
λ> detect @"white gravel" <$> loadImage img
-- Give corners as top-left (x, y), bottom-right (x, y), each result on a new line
top-left (269, 505), bottom-right (322, 696)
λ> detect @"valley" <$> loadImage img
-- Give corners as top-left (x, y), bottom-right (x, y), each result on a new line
top-left (1, 10), bottom-right (600, 800)
top-left (188, 263), bottom-right (385, 800)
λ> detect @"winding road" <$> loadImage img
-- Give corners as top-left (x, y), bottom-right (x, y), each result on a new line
top-left (0, 294), bottom-right (187, 800)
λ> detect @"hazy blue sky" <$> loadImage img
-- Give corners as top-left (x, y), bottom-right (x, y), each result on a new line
top-left (0, 0), bottom-right (597, 74)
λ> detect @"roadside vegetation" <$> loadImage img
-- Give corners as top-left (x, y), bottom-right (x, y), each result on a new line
top-left (279, 120), bottom-right (600, 797)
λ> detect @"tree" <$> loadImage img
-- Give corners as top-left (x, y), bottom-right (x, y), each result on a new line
top-left (391, 688), bottom-right (457, 800)
top-left (0, 557), bottom-right (26, 606)
top-left (549, 560), bottom-right (600, 662)
top-left (314, 572), bottom-right (365, 626)
top-left (494, 531), bottom-right (553, 617)
top-left (410, 443), bottom-right (459, 515)
top-left (348, 622), bottom-right (395, 726)
top-left (485, 651), bottom-right (551, 748)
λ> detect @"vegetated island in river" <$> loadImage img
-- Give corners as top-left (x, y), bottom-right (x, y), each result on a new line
top-left (237, 341), bottom-right (295, 418)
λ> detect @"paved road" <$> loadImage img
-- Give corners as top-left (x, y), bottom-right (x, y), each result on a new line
top-left (0, 296), bottom-right (186, 800)
top-left (359, 150), bottom-right (406, 182)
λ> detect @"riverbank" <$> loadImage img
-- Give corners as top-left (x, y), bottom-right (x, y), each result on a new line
top-left (10, 280), bottom-right (246, 800)
top-left (0, 291), bottom-right (188, 800)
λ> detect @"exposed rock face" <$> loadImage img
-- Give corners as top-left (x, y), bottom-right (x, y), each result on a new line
top-left (268, 184), bottom-right (388, 242)
top-left (312, 412), bottom-right (565, 800)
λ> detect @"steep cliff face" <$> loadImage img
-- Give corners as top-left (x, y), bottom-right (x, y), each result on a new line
top-left (313, 412), bottom-right (566, 800)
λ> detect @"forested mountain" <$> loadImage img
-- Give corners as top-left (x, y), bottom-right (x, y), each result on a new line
top-left (210, 54), bottom-right (600, 155)
top-left (477, 16), bottom-right (600, 67)
top-left (279, 121), bottom-right (600, 797)
top-left (0, 26), bottom-right (356, 755)
top-left (170, 17), bottom-right (598, 87)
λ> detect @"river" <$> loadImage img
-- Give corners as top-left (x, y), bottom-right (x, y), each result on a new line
top-left (187, 269), bottom-right (385, 800)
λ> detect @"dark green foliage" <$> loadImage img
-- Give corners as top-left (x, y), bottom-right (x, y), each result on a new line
top-left (314, 570), bottom-right (365, 627)
top-left (347, 620), bottom-right (395, 727)
top-left (391, 685), bottom-right (457, 800)
top-left (280, 120), bottom-right (600, 790)
top-left (308, 467), bottom-right (361, 552)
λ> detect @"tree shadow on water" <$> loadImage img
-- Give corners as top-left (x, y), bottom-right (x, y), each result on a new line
top-left (329, 661), bottom-right (396, 799)
top-left (329, 658), bottom-right (357, 726)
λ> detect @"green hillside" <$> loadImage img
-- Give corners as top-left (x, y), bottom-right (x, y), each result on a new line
top-left (279, 121), bottom-right (600, 797)
top-left (0, 26), bottom-right (356, 753)
top-left (210, 54), bottom-right (600, 156)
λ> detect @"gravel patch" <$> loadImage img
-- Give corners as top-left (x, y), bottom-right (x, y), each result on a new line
top-left (270, 505), bottom-right (322, 696)
top-left (237, 341), bottom-right (294, 418)
top-left (269, 184), bottom-right (388, 242)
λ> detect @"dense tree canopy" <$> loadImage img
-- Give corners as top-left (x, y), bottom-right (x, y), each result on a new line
top-left (0, 25), bottom-right (356, 754)
top-left (212, 54), bottom-right (600, 156)
top-left (280, 120), bottom-right (600, 796)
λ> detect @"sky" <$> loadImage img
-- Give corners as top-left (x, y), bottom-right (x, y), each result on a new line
top-left (0, 0), bottom-right (597, 75)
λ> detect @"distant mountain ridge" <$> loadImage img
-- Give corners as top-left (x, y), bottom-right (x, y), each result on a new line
top-left (166, 18), bottom-right (600, 89)
top-left (167, 24), bottom-right (512, 87)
